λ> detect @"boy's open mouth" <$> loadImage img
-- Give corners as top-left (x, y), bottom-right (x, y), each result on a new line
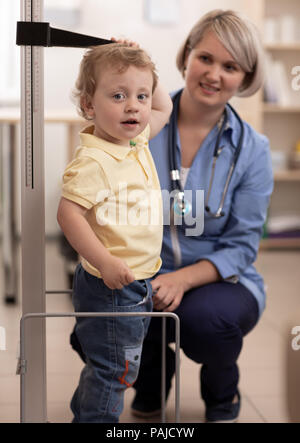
top-left (122, 119), bottom-right (139, 125)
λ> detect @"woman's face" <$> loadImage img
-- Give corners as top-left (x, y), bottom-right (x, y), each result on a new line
top-left (184, 30), bottom-right (246, 109)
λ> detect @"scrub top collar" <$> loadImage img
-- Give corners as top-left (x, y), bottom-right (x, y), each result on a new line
top-left (224, 103), bottom-right (244, 150)
top-left (168, 89), bottom-right (243, 152)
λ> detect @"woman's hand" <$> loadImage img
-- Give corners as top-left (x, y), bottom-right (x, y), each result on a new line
top-left (151, 271), bottom-right (190, 312)
top-left (99, 255), bottom-right (135, 290)
top-left (151, 261), bottom-right (221, 312)
top-left (110, 37), bottom-right (139, 47)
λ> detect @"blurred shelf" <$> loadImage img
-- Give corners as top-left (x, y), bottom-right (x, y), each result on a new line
top-left (0, 108), bottom-right (84, 123)
top-left (261, 1), bottom-right (300, 252)
top-left (263, 104), bottom-right (300, 113)
top-left (260, 238), bottom-right (300, 250)
top-left (264, 43), bottom-right (300, 51)
top-left (274, 170), bottom-right (300, 182)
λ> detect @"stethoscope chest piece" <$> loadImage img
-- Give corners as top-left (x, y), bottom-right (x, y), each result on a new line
top-left (173, 190), bottom-right (192, 216)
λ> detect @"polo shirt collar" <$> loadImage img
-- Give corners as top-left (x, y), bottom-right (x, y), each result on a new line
top-left (79, 125), bottom-right (132, 160)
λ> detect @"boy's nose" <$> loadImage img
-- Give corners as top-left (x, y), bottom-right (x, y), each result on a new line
top-left (125, 98), bottom-right (139, 112)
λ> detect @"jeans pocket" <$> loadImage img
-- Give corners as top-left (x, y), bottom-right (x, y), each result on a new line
top-left (114, 280), bottom-right (150, 311)
top-left (118, 344), bottom-right (143, 387)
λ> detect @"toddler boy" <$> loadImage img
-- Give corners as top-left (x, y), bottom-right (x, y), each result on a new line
top-left (57, 43), bottom-right (172, 422)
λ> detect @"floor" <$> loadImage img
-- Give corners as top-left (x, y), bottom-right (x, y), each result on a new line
top-left (0, 240), bottom-right (300, 423)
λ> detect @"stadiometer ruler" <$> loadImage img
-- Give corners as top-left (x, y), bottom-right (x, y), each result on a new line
top-left (22, 0), bottom-right (43, 188)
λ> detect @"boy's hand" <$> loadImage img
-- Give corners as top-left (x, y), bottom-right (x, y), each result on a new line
top-left (99, 255), bottom-right (135, 290)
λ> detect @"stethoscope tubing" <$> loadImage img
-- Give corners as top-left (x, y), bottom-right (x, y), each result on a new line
top-left (168, 89), bottom-right (244, 218)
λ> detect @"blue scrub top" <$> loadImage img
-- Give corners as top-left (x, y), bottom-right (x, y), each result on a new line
top-left (149, 91), bottom-right (274, 317)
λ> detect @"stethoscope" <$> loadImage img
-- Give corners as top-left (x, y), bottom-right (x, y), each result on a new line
top-left (169, 89), bottom-right (245, 218)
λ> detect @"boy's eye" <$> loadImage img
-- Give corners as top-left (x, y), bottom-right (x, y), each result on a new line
top-left (113, 93), bottom-right (125, 100)
top-left (138, 93), bottom-right (148, 100)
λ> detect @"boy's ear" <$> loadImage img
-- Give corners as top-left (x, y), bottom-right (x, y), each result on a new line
top-left (81, 96), bottom-right (94, 117)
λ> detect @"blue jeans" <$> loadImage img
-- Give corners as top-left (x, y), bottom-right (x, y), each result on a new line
top-left (71, 264), bottom-right (153, 423)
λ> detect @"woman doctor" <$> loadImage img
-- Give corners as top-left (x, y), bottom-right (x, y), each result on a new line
top-left (131, 10), bottom-right (274, 423)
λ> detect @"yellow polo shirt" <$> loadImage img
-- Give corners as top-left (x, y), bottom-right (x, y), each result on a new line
top-left (62, 125), bottom-right (163, 280)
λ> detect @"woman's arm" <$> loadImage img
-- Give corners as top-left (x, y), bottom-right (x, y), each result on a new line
top-left (57, 197), bottom-right (135, 289)
top-left (152, 260), bottom-right (220, 312)
top-left (199, 137), bottom-right (273, 282)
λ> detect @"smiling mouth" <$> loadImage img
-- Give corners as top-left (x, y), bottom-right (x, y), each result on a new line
top-left (200, 82), bottom-right (220, 92)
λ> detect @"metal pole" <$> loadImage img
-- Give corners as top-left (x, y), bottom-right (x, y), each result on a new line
top-left (20, 312), bottom-right (180, 423)
top-left (20, 0), bottom-right (47, 422)
top-left (174, 314), bottom-right (180, 423)
top-left (161, 317), bottom-right (166, 422)
top-left (1, 123), bottom-right (17, 303)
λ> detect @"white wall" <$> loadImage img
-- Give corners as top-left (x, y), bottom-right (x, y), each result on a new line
top-left (45, 0), bottom-right (261, 110)
top-left (44, 0), bottom-right (262, 235)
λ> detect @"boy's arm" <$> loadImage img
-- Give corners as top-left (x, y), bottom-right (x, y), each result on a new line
top-left (149, 81), bottom-right (173, 140)
top-left (57, 197), bottom-right (134, 289)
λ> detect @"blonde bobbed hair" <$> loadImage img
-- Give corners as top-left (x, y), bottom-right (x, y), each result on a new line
top-left (176, 10), bottom-right (265, 97)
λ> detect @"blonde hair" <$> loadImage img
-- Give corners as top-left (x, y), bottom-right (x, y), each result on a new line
top-left (73, 43), bottom-right (158, 120)
top-left (176, 10), bottom-right (265, 97)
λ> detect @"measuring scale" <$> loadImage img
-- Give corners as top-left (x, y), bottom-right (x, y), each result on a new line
top-left (22, 0), bottom-right (44, 188)
top-left (20, 0), bottom-right (47, 423)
